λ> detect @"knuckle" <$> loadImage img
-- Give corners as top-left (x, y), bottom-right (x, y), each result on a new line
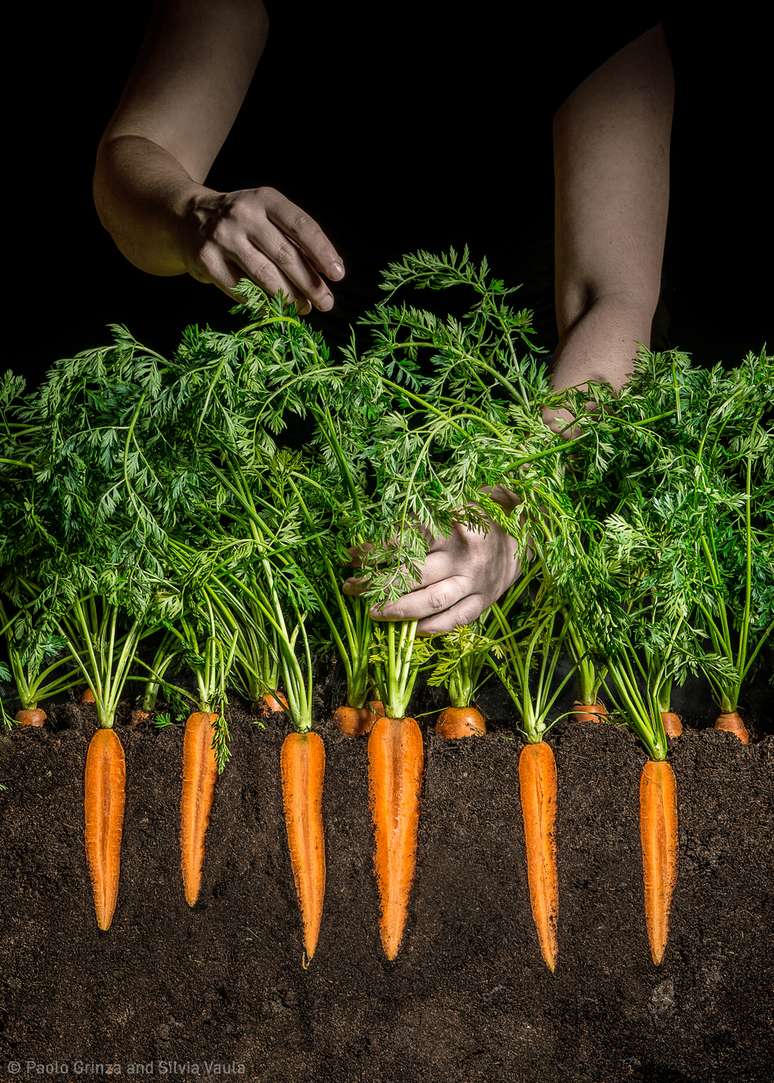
top-left (428, 591), bottom-right (447, 612)
top-left (290, 209), bottom-right (312, 235)
top-left (273, 240), bottom-right (295, 267)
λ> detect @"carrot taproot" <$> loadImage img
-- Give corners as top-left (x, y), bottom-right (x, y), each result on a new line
top-left (572, 702), bottom-right (608, 723)
top-left (661, 711), bottom-right (683, 739)
top-left (334, 704), bottom-right (372, 736)
top-left (83, 727), bottom-right (126, 931)
top-left (368, 714), bottom-right (424, 960)
top-left (639, 758), bottom-right (678, 966)
top-left (15, 707), bottom-right (46, 727)
top-left (80, 687), bottom-right (96, 705)
top-left (180, 711), bottom-right (219, 907)
top-left (280, 730), bottom-right (327, 961)
top-left (258, 691), bottom-right (288, 716)
top-left (714, 710), bottom-right (749, 744)
top-left (435, 705), bottom-right (486, 739)
top-left (518, 740), bottom-right (559, 972)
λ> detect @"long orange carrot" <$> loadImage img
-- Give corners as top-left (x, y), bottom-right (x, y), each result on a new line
top-left (84, 727), bottom-right (126, 931)
top-left (16, 707), bottom-right (47, 727)
top-left (518, 741), bottom-right (559, 972)
top-left (180, 711), bottom-right (219, 907)
top-left (435, 705), bottom-right (486, 739)
top-left (714, 710), bottom-right (749, 744)
top-left (639, 759), bottom-right (678, 966)
top-left (280, 730), bottom-right (327, 961)
top-left (368, 715), bottom-right (424, 960)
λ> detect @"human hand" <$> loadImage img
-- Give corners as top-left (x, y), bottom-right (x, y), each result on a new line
top-left (180, 186), bottom-right (346, 314)
top-left (343, 493), bottom-right (521, 635)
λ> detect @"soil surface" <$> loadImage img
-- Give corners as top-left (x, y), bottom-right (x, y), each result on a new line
top-left (0, 671), bottom-right (772, 1083)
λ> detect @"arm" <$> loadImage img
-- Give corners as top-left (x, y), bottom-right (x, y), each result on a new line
top-left (550, 22), bottom-right (674, 393)
top-left (93, 0), bottom-right (344, 311)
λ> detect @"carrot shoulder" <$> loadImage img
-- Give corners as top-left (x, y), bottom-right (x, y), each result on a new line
top-left (84, 727), bottom-right (126, 931)
top-left (368, 715), bottom-right (424, 960)
top-left (435, 705), bottom-right (486, 739)
top-left (714, 711), bottom-right (749, 744)
top-left (639, 758), bottom-right (678, 965)
top-left (180, 711), bottom-right (219, 908)
top-left (518, 741), bottom-right (559, 972)
top-left (280, 730), bottom-right (327, 961)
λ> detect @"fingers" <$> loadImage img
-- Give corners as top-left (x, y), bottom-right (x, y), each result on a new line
top-left (197, 244), bottom-right (310, 312)
top-left (240, 223), bottom-right (335, 312)
top-left (264, 189), bottom-right (346, 282)
top-left (416, 594), bottom-right (486, 636)
top-left (370, 574), bottom-right (471, 621)
top-left (342, 550), bottom-right (454, 598)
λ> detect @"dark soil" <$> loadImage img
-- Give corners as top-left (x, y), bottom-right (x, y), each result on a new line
top-left (0, 677), bottom-right (772, 1083)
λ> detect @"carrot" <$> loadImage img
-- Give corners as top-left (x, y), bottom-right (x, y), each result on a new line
top-left (714, 710), bottom-right (749, 744)
top-left (435, 705), bottom-right (486, 739)
top-left (80, 687), bottom-right (96, 705)
top-left (368, 714), bottom-right (424, 960)
top-left (130, 708), bottom-right (152, 727)
top-left (639, 759), bottom-right (678, 966)
top-left (518, 741), bottom-right (559, 972)
top-left (661, 711), bottom-right (683, 738)
top-left (180, 711), bottom-right (219, 907)
top-left (15, 707), bottom-right (46, 727)
top-left (258, 691), bottom-right (288, 716)
top-left (280, 730), bottom-right (327, 961)
top-left (572, 702), bottom-right (607, 723)
top-left (334, 699), bottom-right (384, 737)
top-left (83, 727), bottom-right (126, 931)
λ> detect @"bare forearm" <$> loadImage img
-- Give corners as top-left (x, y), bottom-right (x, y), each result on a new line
top-left (552, 23), bottom-right (674, 388)
top-left (94, 135), bottom-right (208, 276)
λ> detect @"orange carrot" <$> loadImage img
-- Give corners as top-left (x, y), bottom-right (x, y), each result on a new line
top-left (368, 715), bottom-right (424, 960)
top-left (80, 687), bottom-right (96, 705)
top-left (180, 711), bottom-right (219, 907)
top-left (435, 705), bottom-right (486, 739)
top-left (15, 707), bottom-right (47, 727)
top-left (639, 759), bottom-right (678, 966)
top-left (280, 730), bottom-right (327, 961)
top-left (714, 710), bottom-right (749, 744)
top-left (518, 741), bottom-right (559, 972)
top-left (84, 727), bottom-right (126, 931)
top-left (334, 699), bottom-right (384, 737)
top-left (572, 702), bottom-right (608, 723)
top-left (258, 691), bottom-right (289, 716)
top-left (661, 711), bottom-right (683, 739)
top-left (130, 708), bottom-right (152, 727)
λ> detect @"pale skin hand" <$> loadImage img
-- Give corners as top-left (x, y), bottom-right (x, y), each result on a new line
top-left (93, 0), bottom-right (345, 313)
top-left (353, 24), bottom-right (674, 634)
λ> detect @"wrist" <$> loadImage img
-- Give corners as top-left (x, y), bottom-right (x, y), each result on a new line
top-left (173, 185), bottom-right (224, 276)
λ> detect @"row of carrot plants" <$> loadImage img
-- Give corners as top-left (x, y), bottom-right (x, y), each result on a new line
top-left (0, 249), bottom-right (771, 970)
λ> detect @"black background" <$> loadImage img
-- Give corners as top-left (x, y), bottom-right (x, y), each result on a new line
top-left (6, 3), bottom-right (771, 385)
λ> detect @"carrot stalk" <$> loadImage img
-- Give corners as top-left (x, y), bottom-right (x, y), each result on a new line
top-left (280, 730), bottom-right (327, 961)
top-left (15, 707), bottom-right (46, 727)
top-left (518, 740), bottom-right (559, 972)
top-left (639, 759), bottom-right (678, 966)
top-left (572, 702), bottom-right (607, 724)
top-left (368, 714), bottom-right (424, 960)
top-left (180, 711), bottom-right (219, 907)
top-left (84, 727), bottom-right (126, 931)
top-left (661, 710), bottom-right (683, 738)
top-left (714, 710), bottom-right (749, 744)
top-left (435, 705), bottom-right (486, 738)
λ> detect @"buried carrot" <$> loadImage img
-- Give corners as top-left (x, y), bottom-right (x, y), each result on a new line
top-left (334, 698), bottom-right (384, 737)
top-left (714, 710), bottom-right (749, 744)
top-left (280, 729), bottom-right (327, 961)
top-left (180, 711), bottom-right (219, 907)
top-left (80, 687), bottom-right (96, 705)
top-left (661, 710), bottom-right (683, 739)
top-left (15, 707), bottom-right (47, 727)
top-left (518, 741), bottom-right (559, 973)
top-left (84, 727), bottom-right (126, 931)
top-left (368, 713), bottom-right (424, 960)
top-left (572, 702), bottom-right (608, 724)
top-left (435, 704), bottom-right (486, 738)
top-left (639, 758), bottom-right (678, 966)
top-left (258, 690), bottom-right (289, 716)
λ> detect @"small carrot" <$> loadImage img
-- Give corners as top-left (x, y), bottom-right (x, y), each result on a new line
top-left (84, 727), bottom-right (126, 931)
top-left (572, 702), bottom-right (607, 724)
top-left (15, 707), bottom-right (47, 727)
top-left (280, 729), bottom-right (327, 961)
top-left (180, 711), bottom-right (219, 907)
top-left (518, 741), bottom-right (559, 973)
top-left (80, 687), bottom-right (96, 705)
top-left (258, 690), bottom-right (289, 716)
top-left (661, 710), bottom-right (683, 739)
top-left (334, 699), bottom-right (384, 737)
top-left (435, 705), bottom-right (486, 739)
top-left (639, 758), bottom-right (678, 965)
top-left (714, 710), bottom-right (749, 744)
top-left (130, 708), bottom-right (152, 727)
top-left (368, 714), bottom-right (424, 960)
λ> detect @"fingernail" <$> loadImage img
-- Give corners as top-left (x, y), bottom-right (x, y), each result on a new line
top-left (331, 261), bottom-right (345, 280)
